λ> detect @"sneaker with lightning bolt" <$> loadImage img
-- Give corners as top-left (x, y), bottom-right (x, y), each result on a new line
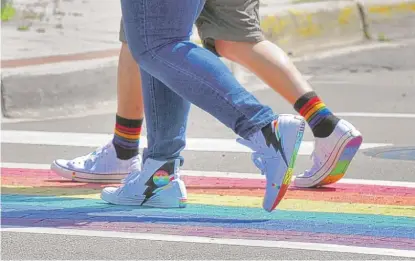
top-left (101, 158), bottom-right (187, 208)
top-left (238, 114), bottom-right (305, 212)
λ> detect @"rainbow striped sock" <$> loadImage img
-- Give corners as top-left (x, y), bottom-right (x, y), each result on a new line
top-left (294, 92), bottom-right (340, 138)
top-left (112, 115), bottom-right (143, 160)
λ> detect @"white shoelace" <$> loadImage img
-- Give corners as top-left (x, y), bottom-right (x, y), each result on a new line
top-left (74, 143), bottom-right (111, 168)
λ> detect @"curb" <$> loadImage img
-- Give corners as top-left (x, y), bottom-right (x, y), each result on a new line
top-left (260, 0), bottom-right (366, 55)
top-left (359, 0), bottom-right (415, 41)
top-left (1, 61), bottom-right (119, 118)
top-left (2, 0), bottom-right (415, 119)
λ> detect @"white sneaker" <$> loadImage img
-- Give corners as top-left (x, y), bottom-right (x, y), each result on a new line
top-left (238, 114), bottom-right (305, 212)
top-left (294, 119), bottom-right (363, 188)
top-left (51, 142), bottom-right (140, 183)
top-left (101, 158), bottom-right (187, 208)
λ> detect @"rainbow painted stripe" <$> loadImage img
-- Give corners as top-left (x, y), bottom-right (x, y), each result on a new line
top-left (1, 167), bottom-right (414, 250)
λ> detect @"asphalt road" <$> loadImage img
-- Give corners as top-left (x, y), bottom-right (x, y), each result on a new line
top-left (2, 39), bottom-right (415, 260)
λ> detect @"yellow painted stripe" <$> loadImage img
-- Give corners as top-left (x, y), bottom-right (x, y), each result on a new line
top-left (304, 102), bottom-right (325, 120)
top-left (187, 194), bottom-right (415, 217)
top-left (3, 186), bottom-right (414, 217)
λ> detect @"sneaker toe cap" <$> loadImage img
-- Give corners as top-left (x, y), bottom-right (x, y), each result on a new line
top-left (102, 187), bottom-right (119, 194)
top-left (53, 159), bottom-right (70, 168)
top-left (100, 187), bottom-right (121, 203)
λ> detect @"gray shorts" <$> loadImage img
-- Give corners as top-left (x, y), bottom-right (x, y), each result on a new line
top-left (119, 0), bottom-right (264, 55)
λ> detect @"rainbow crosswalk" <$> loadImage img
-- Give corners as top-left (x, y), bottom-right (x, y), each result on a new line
top-left (2, 166), bottom-right (415, 252)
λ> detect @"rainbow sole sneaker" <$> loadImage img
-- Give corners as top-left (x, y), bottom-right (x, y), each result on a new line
top-left (294, 119), bottom-right (363, 188)
top-left (238, 114), bottom-right (305, 212)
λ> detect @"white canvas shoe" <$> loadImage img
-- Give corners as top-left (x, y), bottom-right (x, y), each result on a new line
top-left (51, 141), bottom-right (139, 183)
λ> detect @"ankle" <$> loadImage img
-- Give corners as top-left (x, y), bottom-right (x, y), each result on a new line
top-left (294, 91), bottom-right (339, 138)
top-left (113, 115), bottom-right (143, 159)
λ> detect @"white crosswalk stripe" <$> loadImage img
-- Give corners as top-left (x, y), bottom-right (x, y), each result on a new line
top-left (1, 130), bottom-right (390, 155)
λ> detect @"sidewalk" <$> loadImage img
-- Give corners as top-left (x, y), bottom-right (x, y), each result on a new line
top-left (2, 0), bottom-right (122, 60)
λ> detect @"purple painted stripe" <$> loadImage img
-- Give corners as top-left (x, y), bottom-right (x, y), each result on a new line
top-left (2, 218), bottom-right (414, 250)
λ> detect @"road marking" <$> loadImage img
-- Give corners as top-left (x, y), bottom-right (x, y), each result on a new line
top-left (2, 111), bottom-right (414, 125)
top-left (1, 57), bottom-right (119, 77)
top-left (336, 112), bottom-right (415, 118)
top-left (294, 40), bottom-right (410, 62)
top-left (2, 227), bottom-right (414, 257)
top-left (1, 130), bottom-right (390, 155)
top-left (2, 162), bottom-right (415, 188)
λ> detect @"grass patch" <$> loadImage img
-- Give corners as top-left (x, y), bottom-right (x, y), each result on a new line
top-left (1, 3), bottom-right (16, 21)
top-left (17, 24), bottom-right (30, 31)
top-left (377, 33), bottom-right (390, 42)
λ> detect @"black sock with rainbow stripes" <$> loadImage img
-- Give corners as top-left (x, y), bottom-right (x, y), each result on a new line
top-left (112, 115), bottom-right (143, 160)
top-left (294, 92), bottom-right (340, 138)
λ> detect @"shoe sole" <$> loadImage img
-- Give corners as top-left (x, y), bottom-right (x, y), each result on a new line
top-left (266, 116), bottom-right (306, 212)
top-left (51, 161), bottom-right (128, 183)
top-left (294, 130), bottom-right (363, 188)
top-left (101, 180), bottom-right (187, 208)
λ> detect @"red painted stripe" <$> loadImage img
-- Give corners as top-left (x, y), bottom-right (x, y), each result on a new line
top-left (2, 168), bottom-right (415, 197)
top-left (299, 96), bottom-right (321, 116)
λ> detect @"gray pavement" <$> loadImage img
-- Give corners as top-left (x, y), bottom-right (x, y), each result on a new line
top-left (2, 38), bottom-right (415, 260)
top-left (2, 232), bottom-right (409, 260)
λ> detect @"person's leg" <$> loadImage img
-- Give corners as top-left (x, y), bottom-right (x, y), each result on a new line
top-left (116, 21), bottom-right (144, 120)
top-left (195, 0), bottom-right (363, 188)
top-left (102, 22), bottom-right (192, 207)
top-left (139, 68), bottom-right (191, 161)
top-left (112, 41), bottom-right (144, 160)
top-left (102, 0), bottom-right (306, 212)
top-left (51, 22), bottom-right (144, 182)
top-left (102, 68), bottom-right (191, 208)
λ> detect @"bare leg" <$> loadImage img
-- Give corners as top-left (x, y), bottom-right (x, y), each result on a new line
top-left (215, 40), bottom-right (312, 105)
top-left (117, 42), bottom-right (144, 119)
top-left (215, 39), bottom-right (340, 138)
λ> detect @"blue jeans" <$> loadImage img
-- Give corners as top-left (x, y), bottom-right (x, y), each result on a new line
top-left (121, 0), bottom-right (277, 161)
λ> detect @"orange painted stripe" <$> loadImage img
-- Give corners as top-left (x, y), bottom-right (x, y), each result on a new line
top-left (187, 188), bottom-right (415, 206)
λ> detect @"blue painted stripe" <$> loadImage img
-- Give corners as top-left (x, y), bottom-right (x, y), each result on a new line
top-left (2, 195), bottom-right (414, 238)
